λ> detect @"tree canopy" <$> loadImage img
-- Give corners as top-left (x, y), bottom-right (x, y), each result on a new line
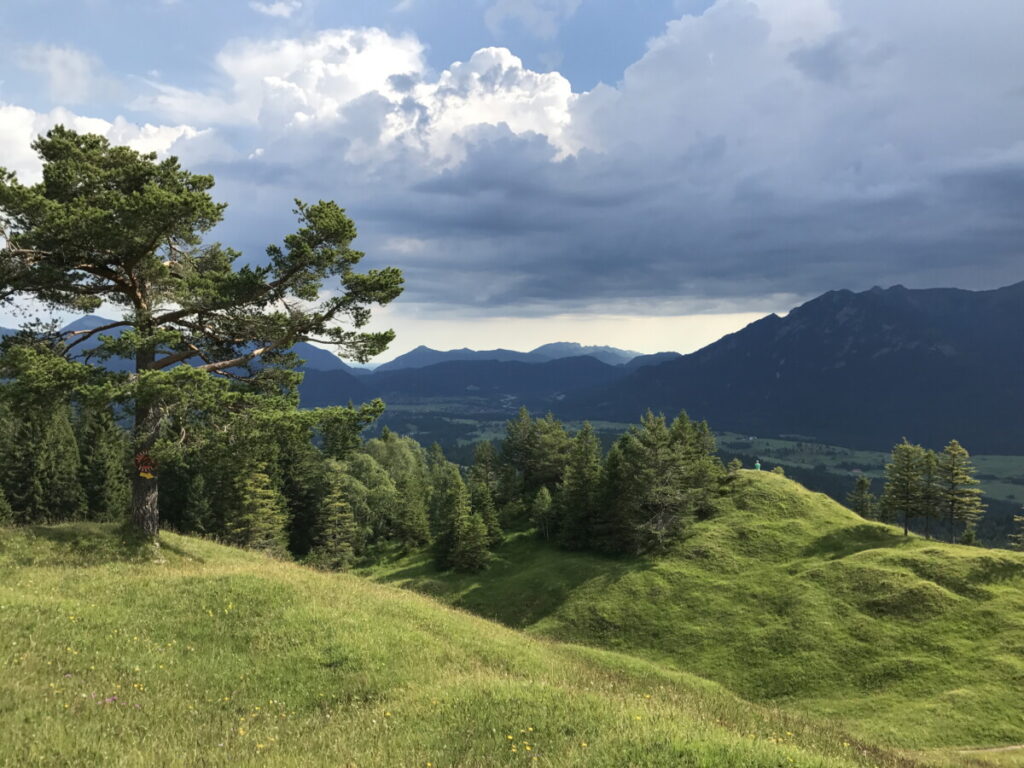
top-left (0, 127), bottom-right (403, 536)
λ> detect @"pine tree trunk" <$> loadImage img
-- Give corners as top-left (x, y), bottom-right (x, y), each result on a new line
top-left (132, 399), bottom-right (160, 539)
top-left (131, 337), bottom-right (160, 539)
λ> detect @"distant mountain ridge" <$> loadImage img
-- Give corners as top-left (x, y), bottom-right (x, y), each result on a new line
top-left (374, 341), bottom-right (648, 371)
top-left (561, 281), bottom-right (1024, 453)
top-left (1, 315), bottom-right (358, 374)
top-left (9, 281), bottom-right (1024, 454)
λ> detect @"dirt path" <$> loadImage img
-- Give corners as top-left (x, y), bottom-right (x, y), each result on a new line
top-left (957, 745), bottom-right (1024, 754)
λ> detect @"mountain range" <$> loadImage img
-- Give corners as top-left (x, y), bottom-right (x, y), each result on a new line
top-left (4, 280), bottom-right (1023, 453)
top-left (302, 280), bottom-right (1024, 453)
top-left (562, 281), bottom-right (1024, 452)
top-left (374, 341), bottom-right (648, 371)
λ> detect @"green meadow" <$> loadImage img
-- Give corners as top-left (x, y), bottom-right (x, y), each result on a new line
top-left (365, 472), bottom-right (1024, 757)
top-left (2, 472), bottom-right (1022, 766)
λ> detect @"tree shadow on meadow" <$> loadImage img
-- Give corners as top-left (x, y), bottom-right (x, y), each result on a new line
top-left (2, 523), bottom-right (202, 567)
top-left (799, 523), bottom-right (920, 561)
top-left (374, 535), bottom-right (652, 629)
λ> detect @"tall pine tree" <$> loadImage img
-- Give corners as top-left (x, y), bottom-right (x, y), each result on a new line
top-left (937, 439), bottom-right (986, 543)
top-left (880, 438), bottom-right (925, 536)
top-left (557, 421), bottom-right (603, 550)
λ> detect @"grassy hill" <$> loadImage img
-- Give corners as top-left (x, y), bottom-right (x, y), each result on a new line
top-left (0, 523), bottom-right (943, 768)
top-left (365, 471), bottom-right (1024, 755)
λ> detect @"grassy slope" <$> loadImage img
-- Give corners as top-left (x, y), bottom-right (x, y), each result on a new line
top-left (366, 471), bottom-right (1024, 753)
top-left (2, 524), bottom-right (927, 768)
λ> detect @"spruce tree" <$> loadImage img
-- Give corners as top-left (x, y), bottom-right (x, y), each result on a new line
top-left (432, 463), bottom-right (472, 570)
top-left (307, 467), bottom-right (362, 570)
top-left (76, 403), bottom-right (130, 522)
top-left (670, 413), bottom-right (725, 518)
top-left (6, 402), bottom-right (88, 524)
top-left (937, 439), bottom-right (986, 543)
top-left (603, 411), bottom-right (691, 555)
top-left (916, 449), bottom-right (942, 539)
top-left (846, 475), bottom-right (876, 520)
top-left (469, 478), bottom-right (503, 548)
top-left (880, 438), bottom-right (925, 536)
top-left (469, 441), bottom-right (499, 491)
top-left (557, 421), bottom-right (603, 550)
top-left (450, 509), bottom-right (492, 573)
top-left (183, 472), bottom-right (215, 534)
top-left (226, 465), bottom-right (290, 556)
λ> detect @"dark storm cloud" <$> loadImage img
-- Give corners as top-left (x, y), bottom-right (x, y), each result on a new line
top-left (156, 0), bottom-right (1024, 317)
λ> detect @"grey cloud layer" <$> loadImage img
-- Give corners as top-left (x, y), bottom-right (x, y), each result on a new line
top-left (5, 0), bottom-right (1024, 315)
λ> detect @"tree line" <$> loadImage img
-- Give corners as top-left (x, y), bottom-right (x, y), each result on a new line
top-left (845, 438), bottom-right (989, 542)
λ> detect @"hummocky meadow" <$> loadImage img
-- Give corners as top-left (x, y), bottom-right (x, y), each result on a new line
top-left (2, 475), bottom-right (1023, 767)
top-left (3, 130), bottom-right (1024, 768)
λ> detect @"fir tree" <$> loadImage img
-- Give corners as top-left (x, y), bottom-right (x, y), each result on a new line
top-left (846, 475), bottom-right (876, 520)
top-left (307, 467), bottom-right (362, 570)
top-left (880, 438), bottom-right (925, 535)
top-left (226, 465), bottom-right (290, 556)
top-left (916, 449), bottom-right (942, 539)
top-left (557, 421), bottom-right (603, 550)
top-left (469, 478), bottom-right (503, 548)
top-left (432, 463), bottom-right (472, 570)
top-left (76, 403), bottom-right (130, 522)
top-left (937, 439), bottom-right (986, 543)
top-left (450, 509), bottom-right (492, 573)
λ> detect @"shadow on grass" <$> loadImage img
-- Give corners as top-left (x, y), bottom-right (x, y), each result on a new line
top-left (800, 523), bottom-right (918, 560)
top-left (375, 534), bottom-right (652, 629)
top-left (6, 523), bottom-right (198, 566)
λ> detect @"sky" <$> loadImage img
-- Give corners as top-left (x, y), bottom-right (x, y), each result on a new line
top-left (1, 0), bottom-right (1022, 360)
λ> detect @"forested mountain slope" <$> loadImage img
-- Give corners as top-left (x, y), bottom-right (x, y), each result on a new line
top-left (561, 282), bottom-right (1024, 453)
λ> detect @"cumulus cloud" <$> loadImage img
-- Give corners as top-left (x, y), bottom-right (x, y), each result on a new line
top-left (0, 104), bottom-right (208, 184)
top-left (250, 1), bottom-right (302, 18)
top-left (140, 30), bottom-right (577, 163)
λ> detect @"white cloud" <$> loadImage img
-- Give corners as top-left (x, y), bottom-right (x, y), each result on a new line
top-left (0, 104), bottom-right (207, 184)
top-left (140, 29), bottom-right (578, 164)
top-left (20, 45), bottom-right (102, 105)
top-left (250, 1), bottom-right (302, 19)
top-left (484, 0), bottom-right (583, 39)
